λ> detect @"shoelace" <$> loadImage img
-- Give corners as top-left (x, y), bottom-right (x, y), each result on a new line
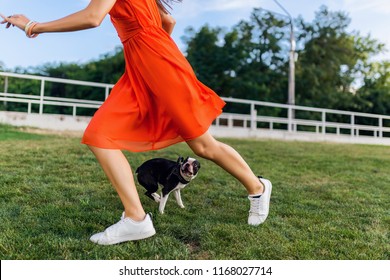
top-left (249, 197), bottom-right (261, 215)
top-left (105, 217), bottom-right (126, 234)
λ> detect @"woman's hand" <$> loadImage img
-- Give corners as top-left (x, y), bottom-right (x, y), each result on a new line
top-left (0, 13), bottom-right (30, 32)
top-left (160, 12), bottom-right (176, 35)
top-left (0, 0), bottom-right (117, 36)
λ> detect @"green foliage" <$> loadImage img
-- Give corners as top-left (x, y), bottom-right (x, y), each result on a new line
top-left (295, 6), bottom-right (386, 113)
top-left (0, 125), bottom-right (389, 259)
top-left (355, 61), bottom-right (390, 116)
top-left (1, 47), bottom-right (125, 115)
top-left (183, 5), bottom-right (390, 120)
top-left (29, 46), bottom-right (125, 84)
top-left (183, 25), bottom-right (225, 92)
top-left (183, 9), bottom-right (288, 105)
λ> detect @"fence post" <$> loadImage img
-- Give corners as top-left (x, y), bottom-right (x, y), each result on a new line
top-left (3, 76), bottom-right (8, 93)
top-left (288, 106), bottom-right (293, 132)
top-left (250, 103), bottom-right (257, 131)
top-left (351, 114), bottom-right (355, 136)
top-left (379, 117), bottom-right (383, 138)
top-left (228, 114), bottom-right (233, 128)
top-left (39, 79), bottom-right (45, 115)
top-left (105, 86), bottom-right (110, 100)
top-left (322, 111), bottom-right (326, 135)
top-left (3, 76), bottom-right (8, 108)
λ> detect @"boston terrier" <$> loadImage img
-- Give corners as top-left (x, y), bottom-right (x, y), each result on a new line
top-left (135, 156), bottom-right (201, 214)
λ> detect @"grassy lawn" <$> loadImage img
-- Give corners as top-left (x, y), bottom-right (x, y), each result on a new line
top-left (0, 124), bottom-right (389, 260)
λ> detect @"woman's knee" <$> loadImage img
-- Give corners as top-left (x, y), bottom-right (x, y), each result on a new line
top-left (87, 144), bottom-right (102, 156)
top-left (187, 134), bottom-right (218, 160)
top-left (191, 143), bottom-right (211, 159)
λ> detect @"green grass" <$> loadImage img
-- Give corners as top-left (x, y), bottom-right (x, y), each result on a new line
top-left (0, 124), bottom-right (389, 260)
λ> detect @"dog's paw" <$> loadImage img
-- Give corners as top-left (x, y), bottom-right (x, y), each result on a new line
top-left (151, 193), bottom-right (161, 202)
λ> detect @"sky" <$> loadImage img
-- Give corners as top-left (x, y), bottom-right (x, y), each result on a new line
top-left (0, 0), bottom-right (389, 69)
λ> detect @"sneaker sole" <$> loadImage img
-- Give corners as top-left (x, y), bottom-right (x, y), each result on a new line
top-left (96, 228), bottom-right (156, 246)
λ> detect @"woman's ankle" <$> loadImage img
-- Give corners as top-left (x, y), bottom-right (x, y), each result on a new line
top-left (124, 209), bottom-right (146, 222)
top-left (248, 178), bottom-right (265, 195)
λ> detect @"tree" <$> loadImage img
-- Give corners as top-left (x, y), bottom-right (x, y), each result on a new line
top-left (356, 61), bottom-right (390, 116)
top-left (295, 5), bottom-right (386, 112)
top-left (183, 25), bottom-right (226, 93)
top-left (183, 8), bottom-right (290, 109)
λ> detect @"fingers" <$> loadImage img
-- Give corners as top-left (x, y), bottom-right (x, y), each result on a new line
top-left (0, 13), bottom-right (22, 22)
top-left (0, 13), bottom-right (8, 24)
top-left (1, 16), bottom-right (13, 29)
top-left (0, 13), bottom-right (29, 30)
top-left (0, 13), bottom-right (13, 26)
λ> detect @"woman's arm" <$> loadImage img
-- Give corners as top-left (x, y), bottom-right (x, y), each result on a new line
top-left (156, 1), bottom-right (176, 35)
top-left (1, 0), bottom-right (116, 35)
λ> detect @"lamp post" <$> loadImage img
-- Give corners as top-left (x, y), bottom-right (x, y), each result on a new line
top-left (272, 0), bottom-right (296, 130)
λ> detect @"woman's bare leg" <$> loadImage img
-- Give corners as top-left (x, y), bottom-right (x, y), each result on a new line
top-left (187, 132), bottom-right (272, 226)
top-left (88, 145), bottom-right (145, 221)
top-left (186, 132), bottom-right (264, 195)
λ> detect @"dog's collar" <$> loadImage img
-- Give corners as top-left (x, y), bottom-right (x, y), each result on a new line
top-left (169, 167), bottom-right (190, 184)
top-left (177, 172), bottom-right (190, 184)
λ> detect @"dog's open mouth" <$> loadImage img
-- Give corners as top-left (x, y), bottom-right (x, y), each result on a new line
top-left (182, 164), bottom-right (194, 176)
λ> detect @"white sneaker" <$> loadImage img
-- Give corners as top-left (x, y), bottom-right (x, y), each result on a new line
top-left (90, 213), bottom-right (156, 245)
top-left (248, 177), bottom-right (272, 226)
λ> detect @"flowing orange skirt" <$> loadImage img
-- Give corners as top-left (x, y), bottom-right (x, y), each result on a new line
top-left (81, 0), bottom-right (225, 152)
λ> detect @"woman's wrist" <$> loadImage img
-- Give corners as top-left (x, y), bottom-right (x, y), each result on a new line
top-left (25, 20), bottom-right (39, 38)
top-left (24, 20), bottom-right (35, 33)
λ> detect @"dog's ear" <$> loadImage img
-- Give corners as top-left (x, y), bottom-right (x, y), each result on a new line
top-left (184, 156), bottom-right (189, 162)
top-left (177, 156), bottom-right (184, 164)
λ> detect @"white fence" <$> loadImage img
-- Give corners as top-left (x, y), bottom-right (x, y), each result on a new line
top-left (1, 71), bottom-right (390, 145)
top-left (0, 71), bottom-right (112, 116)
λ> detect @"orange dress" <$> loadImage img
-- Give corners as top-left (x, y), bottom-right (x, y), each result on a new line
top-left (82, 0), bottom-right (225, 152)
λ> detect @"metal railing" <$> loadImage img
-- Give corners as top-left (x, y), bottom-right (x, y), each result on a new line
top-left (216, 97), bottom-right (390, 138)
top-left (0, 71), bottom-right (113, 117)
top-left (1, 71), bottom-right (390, 139)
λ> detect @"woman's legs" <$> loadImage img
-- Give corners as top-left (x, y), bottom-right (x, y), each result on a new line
top-left (86, 129), bottom-right (271, 242)
top-left (87, 145), bottom-right (156, 245)
top-left (187, 132), bottom-right (272, 226)
top-left (186, 132), bottom-right (264, 195)
top-left (88, 145), bottom-right (145, 221)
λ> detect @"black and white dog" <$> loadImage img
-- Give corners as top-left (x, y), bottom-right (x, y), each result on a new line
top-left (136, 157), bottom-right (200, 214)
